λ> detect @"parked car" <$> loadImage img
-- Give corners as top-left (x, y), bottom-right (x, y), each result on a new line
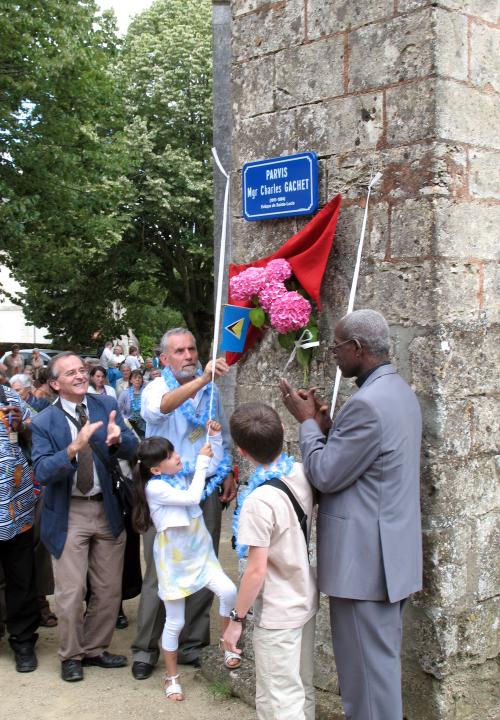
top-left (1, 349), bottom-right (53, 367)
top-left (42, 349), bottom-right (67, 359)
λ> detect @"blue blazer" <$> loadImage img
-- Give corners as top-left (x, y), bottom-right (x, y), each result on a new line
top-left (31, 393), bottom-right (138, 558)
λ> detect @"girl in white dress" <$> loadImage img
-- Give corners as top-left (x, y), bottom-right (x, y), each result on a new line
top-left (132, 421), bottom-right (240, 702)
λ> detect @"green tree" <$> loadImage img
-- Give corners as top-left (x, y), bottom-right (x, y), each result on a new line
top-left (0, 0), bottom-right (134, 347)
top-left (118, 0), bottom-right (214, 353)
top-left (0, 0), bottom-right (215, 352)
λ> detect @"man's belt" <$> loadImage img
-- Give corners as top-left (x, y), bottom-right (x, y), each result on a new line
top-left (72, 493), bottom-right (104, 502)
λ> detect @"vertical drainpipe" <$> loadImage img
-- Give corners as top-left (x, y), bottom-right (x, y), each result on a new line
top-left (212, 1), bottom-right (236, 417)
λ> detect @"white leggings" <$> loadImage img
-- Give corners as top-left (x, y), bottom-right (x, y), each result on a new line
top-left (161, 566), bottom-right (237, 652)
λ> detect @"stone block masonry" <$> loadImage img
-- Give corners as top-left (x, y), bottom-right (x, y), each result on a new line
top-left (211, 1), bottom-right (499, 718)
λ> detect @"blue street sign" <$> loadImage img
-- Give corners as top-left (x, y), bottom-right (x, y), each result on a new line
top-left (220, 305), bottom-right (252, 353)
top-left (242, 152), bottom-right (318, 221)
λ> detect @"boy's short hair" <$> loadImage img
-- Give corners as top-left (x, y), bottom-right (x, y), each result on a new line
top-left (230, 402), bottom-right (284, 464)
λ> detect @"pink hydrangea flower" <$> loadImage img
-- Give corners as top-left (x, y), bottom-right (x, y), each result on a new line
top-left (265, 258), bottom-right (292, 283)
top-left (257, 282), bottom-right (287, 312)
top-left (230, 266), bottom-right (267, 300)
top-left (269, 291), bottom-right (312, 334)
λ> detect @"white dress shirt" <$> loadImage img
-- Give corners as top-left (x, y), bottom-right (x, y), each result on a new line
top-left (59, 396), bottom-right (102, 496)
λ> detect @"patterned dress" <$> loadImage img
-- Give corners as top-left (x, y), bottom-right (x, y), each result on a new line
top-left (154, 515), bottom-right (222, 601)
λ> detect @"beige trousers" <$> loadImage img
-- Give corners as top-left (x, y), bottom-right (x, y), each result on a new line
top-left (52, 498), bottom-right (125, 661)
top-left (253, 614), bottom-right (316, 720)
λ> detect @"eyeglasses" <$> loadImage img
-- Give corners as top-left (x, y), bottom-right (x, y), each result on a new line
top-left (332, 338), bottom-right (360, 354)
top-left (61, 367), bottom-right (89, 378)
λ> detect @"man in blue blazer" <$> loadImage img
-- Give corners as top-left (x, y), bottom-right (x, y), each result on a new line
top-left (31, 352), bottom-right (138, 682)
top-left (281, 309), bottom-right (422, 720)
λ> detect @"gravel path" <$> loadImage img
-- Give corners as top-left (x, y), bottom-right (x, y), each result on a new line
top-left (1, 511), bottom-right (256, 720)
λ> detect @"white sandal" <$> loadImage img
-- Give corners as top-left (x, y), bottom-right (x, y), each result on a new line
top-left (220, 639), bottom-right (242, 669)
top-left (164, 673), bottom-right (184, 701)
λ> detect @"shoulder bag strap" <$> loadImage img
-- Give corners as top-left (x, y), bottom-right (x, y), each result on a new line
top-left (261, 478), bottom-right (308, 547)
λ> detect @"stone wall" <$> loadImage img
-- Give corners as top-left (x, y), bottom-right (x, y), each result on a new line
top-left (215, 1), bottom-right (499, 717)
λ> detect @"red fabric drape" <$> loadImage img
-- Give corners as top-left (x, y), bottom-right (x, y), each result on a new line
top-left (226, 194), bottom-right (341, 365)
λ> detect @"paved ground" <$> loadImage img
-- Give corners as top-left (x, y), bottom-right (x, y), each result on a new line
top-left (0, 510), bottom-right (256, 720)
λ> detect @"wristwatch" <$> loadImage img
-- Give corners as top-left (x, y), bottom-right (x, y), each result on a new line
top-left (229, 608), bottom-right (245, 623)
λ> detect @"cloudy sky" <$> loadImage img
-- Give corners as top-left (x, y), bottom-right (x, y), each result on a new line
top-left (97, 0), bottom-right (155, 34)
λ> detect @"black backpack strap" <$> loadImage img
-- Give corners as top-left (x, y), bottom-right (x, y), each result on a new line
top-left (0, 383), bottom-right (7, 404)
top-left (262, 478), bottom-right (308, 547)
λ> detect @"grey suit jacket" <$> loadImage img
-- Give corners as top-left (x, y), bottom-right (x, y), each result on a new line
top-left (300, 364), bottom-right (422, 603)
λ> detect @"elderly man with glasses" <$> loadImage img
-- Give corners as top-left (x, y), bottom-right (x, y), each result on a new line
top-left (280, 309), bottom-right (422, 720)
top-left (31, 352), bottom-right (137, 682)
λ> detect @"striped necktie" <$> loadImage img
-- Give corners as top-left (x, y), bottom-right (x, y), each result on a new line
top-left (75, 403), bottom-right (94, 495)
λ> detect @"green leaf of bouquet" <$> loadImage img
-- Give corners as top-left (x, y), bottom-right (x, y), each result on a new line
top-left (296, 347), bottom-right (312, 368)
top-left (306, 323), bottom-right (318, 341)
top-left (249, 307), bottom-right (266, 328)
top-left (277, 332), bottom-right (295, 349)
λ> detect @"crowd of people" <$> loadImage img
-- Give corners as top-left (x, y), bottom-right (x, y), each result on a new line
top-left (0, 309), bottom-right (422, 720)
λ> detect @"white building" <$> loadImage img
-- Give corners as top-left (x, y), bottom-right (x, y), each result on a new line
top-left (0, 265), bottom-right (50, 344)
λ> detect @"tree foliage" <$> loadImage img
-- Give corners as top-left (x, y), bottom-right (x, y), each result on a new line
top-left (117, 0), bottom-right (214, 353)
top-left (0, 0), bottom-right (134, 346)
top-left (0, 0), bottom-right (215, 352)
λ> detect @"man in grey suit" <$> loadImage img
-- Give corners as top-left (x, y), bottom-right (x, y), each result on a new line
top-left (280, 309), bottom-right (422, 720)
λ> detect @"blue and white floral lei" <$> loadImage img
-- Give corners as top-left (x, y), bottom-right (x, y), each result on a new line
top-left (162, 366), bottom-right (213, 429)
top-left (160, 366), bottom-right (232, 499)
top-left (157, 450), bottom-right (233, 501)
top-left (232, 453), bottom-right (295, 559)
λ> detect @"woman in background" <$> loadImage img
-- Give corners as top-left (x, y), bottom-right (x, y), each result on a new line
top-left (115, 362), bottom-right (132, 398)
top-left (30, 349), bottom-right (44, 382)
top-left (88, 365), bottom-right (117, 399)
top-left (118, 369), bottom-right (146, 438)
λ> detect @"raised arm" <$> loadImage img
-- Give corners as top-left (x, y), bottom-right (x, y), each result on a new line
top-left (146, 453), bottom-right (211, 507)
top-left (159, 358), bottom-right (229, 415)
top-left (206, 432), bottom-right (225, 475)
top-left (300, 398), bottom-right (381, 494)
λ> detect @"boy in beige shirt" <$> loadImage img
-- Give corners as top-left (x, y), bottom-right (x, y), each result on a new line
top-left (223, 403), bottom-right (317, 720)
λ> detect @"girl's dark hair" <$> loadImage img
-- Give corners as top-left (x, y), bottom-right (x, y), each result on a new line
top-left (132, 436), bottom-right (175, 534)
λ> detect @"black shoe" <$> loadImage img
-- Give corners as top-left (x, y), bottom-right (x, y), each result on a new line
top-left (180, 657), bottom-right (201, 668)
top-left (132, 661), bottom-right (154, 680)
top-left (83, 651), bottom-right (127, 668)
top-left (116, 613), bottom-right (128, 630)
top-left (61, 659), bottom-right (83, 682)
top-left (15, 646), bottom-right (37, 673)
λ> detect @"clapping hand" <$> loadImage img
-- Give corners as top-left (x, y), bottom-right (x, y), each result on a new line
top-left (297, 388), bottom-right (332, 434)
top-left (280, 379), bottom-right (332, 433)
top-left (68, 419), bottom-right (103, 460)
top-left (106, 410), bottom-right (122, 446)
